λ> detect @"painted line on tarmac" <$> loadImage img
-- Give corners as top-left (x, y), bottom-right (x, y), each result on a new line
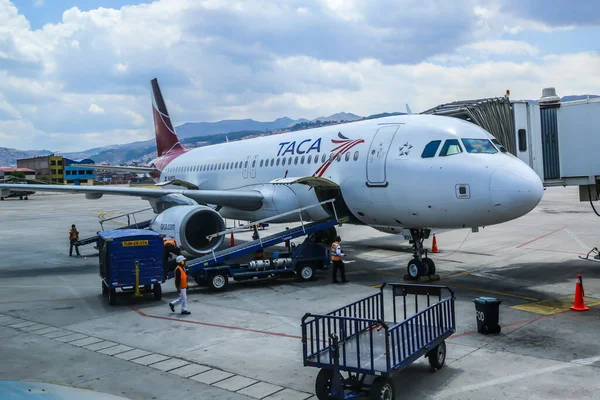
top-left (519, 247), bottom-right (587, 256)
top-left (516, 226), bottom-right (567, 249)
top-left (130, 306), bottom-right (304, 340)
top-left (431, 354), bottom-right (600, 399)
top-left (0, 296), bottom-right (94, 304)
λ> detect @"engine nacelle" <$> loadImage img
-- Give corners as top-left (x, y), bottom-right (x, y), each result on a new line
top-left (150, 205), bottom-right (225, 257)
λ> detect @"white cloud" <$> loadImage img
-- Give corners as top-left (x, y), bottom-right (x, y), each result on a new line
top-left (0, 0), bottom-right (597, 153)
top-left (33, 0), bottom-right (44, 7)
top-left (88, 103), bottom-right (104, 114)
top-left (124, 110), bottom-right (145, 126)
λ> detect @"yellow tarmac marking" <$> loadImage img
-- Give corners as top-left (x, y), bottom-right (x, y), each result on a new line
top-left (445, 283), bottom-right (539, 301)
top-left (511, 296), bottom-right (600, 315)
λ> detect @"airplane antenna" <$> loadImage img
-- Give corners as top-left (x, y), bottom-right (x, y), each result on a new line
top-left (405, 104), bottom-right (413, 115)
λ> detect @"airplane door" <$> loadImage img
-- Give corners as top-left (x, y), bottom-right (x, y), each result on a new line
top-left (366, 125), bottom-right (400, 186)
top-left (250, 154), bottom-right (259, 179)
top-left (242, 155), bottom-right (251, 179)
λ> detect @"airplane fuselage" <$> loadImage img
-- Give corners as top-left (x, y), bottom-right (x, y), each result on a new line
top-left (154, 114), bottom-right (543, 231)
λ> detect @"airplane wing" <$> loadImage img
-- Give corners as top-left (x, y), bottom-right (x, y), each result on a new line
top-left (0, 183), bottom-right (263, 211)
top-left (77, 164), bottom-right (157, 173)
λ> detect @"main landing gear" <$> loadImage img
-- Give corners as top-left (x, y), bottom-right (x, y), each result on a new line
top-left (406, 228), bottom-right (436, 280)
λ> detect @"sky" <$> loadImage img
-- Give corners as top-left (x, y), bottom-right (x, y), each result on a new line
top-left (0, 0), bottom-right (599, 152)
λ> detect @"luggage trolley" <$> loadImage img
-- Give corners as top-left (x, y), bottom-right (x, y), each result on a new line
top-left (301, 283), bottom-right (456, 399)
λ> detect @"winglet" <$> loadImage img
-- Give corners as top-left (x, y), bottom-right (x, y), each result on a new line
top-left (151, 78), bottom-right (185, 157)
top-left (405, 103), bottom-right (413, 115)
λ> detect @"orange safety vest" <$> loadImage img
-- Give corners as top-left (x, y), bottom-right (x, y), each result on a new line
top-left (69, 228), bottom-right (79, 241)
top-left (175, 265), bottom-right (188, 289)
top-left (331, 241), bottom-right (342, 261)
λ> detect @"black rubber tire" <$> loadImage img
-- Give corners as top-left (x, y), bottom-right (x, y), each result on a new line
top-left (19, 196), bottom-right (23, 200)
top-left (153, 284), bottom-right (162, 300)
top-left (407, 259), bottom-right (426, 280)
top-left (297, 263), bottom-right (315, 281)
top-left (315, 368), bottom-right (334, 400)
top-left (208, 272), bottom-right (229, 291)
top-left (428, 341), bottom-right (447, 370)
top-left (108, 288), bottom-right (117, 306)
top-left (102, 281), bottom-right (108, 297)
top-left (369, 376), bottom-right (395, 400)
top-left (423, 258), bottom-right (436, 275)
top-left (24, 196), bottom-right (28, 200)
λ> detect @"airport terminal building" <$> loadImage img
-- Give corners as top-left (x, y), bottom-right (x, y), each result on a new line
top-left (17, 155), bottom-right (95, 185)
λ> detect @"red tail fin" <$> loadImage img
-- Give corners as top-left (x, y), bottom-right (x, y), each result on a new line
top-left (151, 78), bottom-right (184, 157)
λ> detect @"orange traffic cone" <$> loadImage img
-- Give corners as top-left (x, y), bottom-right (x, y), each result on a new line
top-left (431, 235), bottom-right (439, 253)
top-left (230, 232), bottom-right (235, 247)
top-left (570, 274), bottom-right (589, 311)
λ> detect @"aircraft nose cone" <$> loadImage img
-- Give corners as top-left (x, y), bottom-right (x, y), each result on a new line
top-left (490, 164), bottom-right (543, 217)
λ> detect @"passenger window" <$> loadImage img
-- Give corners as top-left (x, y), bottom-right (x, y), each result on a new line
top-left (271, 159), bottom-right (274, 167)
top-left (306, 155), bottom-right (311, 164)
top-left (301, 155), bottom-right (305, 164)
top-left (252, 160), bottom-right (256, 168)
top-left (294, 156), bottom-right (298, 165)
top-left (322, 154), bottom-right (326, 163)
top-left (354, 151), bottom-right (359, 161)
top-left (439, 140), bottom-right (463, 156)
top-left (276, 158), bottom-right (280, 166)
top-left (329, 154), bottom-right (335, 162)
top-left (244, 161), bottom-right (248, 168)
top-left (345, 152), bottom-right (350, 161)
top-left (461, 139), bottom-right (497, 154)
top-left (282, 158), bottom-right (286, 166)
top-left (288, 157), bottom-right (292, 165)
top-left (421, 140), bottom-right (441, 158)
top-left (336, 154), bottom-right (341, 162)
top-left (518, 130), bottom-right (527, 152)
top-left (260, 160), bottom-right (264, 168)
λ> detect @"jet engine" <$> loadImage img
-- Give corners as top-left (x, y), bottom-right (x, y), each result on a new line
top-left (150, 205), bottom-right (226, 257)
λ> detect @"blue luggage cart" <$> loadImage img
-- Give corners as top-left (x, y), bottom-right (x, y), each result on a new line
top-left (301, 283), bottom-right (456, 399)
top-left (98, 229), bottom-right (165, 306)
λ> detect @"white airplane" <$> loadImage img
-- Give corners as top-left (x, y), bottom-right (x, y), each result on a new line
top-left (0, 79), bottom-right (544, 278)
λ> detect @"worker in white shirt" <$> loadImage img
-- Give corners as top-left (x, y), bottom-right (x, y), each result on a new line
top-left (330, 236), bottom-right (348, 284)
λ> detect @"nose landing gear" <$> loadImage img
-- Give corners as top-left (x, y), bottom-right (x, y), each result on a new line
top-left (406, 228), bottom-right (436, 280)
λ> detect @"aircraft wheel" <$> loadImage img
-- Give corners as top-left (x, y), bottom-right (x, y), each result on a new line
top-left (407, 259), bottom-right (425, 280)
top-left (423, 258), bottom-right (436, 275)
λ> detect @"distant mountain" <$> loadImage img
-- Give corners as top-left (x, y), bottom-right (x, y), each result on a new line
top-left (0, 148), bottom-right (52, 167)
top-left (560, 95), bottom-right (600, 102)
top-left (311, 112), bottom-right (362, 123)
top-left (174, 117), bottom-right (309, 139)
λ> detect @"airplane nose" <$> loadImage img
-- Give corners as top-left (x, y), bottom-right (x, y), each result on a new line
top-left (489, 164), bottom-right (544, 217)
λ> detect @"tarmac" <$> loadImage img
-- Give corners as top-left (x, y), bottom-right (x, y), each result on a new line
top-left (1, 187), bottom-right (599, 399)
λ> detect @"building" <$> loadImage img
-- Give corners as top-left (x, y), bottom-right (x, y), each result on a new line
top-left (17, 154), bottom-right (64, 183)
top-left (0, 168), bottom-right (36, 183)
top-left (64, 158), bottom-right (95, 186)
top-left (16, 155), bottom-right (95, 185)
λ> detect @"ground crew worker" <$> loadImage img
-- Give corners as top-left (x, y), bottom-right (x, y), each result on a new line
top-left (163, 238), bottom-right (181, 280)
top-left (169, 256), bottom-right (190, 315)
top-left (331, 236), bottom-right (348, 283)
top-left (69, 224), bottom-right (81, 257)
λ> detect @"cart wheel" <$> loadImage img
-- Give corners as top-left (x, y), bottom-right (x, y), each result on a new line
top-left (102, 282), bottom-right (108, 297)
top-left (315, 368), bottom-right (333, 400)
top-left (153, 284), bottom-right (162, 300)
top-left (297, 263), bottom-right (314, 281)
top-left (428, 341), bottom-right (446, 370)
top-left (108, 288), bottom-right (117, 306)
top-left (24, 196), bottom-right (28, 200)
top-left (370, 376), bottom-right (395, 400)
top-left (208, 272), bottom-right (229, 291)
top-left (423, 258), bottom-right (436, 275)
top-left (407, 259), bottom-right (426, 279)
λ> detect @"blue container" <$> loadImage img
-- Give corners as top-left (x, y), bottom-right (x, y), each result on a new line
top-left (98, 229), bottom-right (165, 305)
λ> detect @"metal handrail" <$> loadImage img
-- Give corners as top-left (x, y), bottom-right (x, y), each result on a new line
top-left (99, 207), bottom-right (153, 223)
top-left (205, 198), bottom-right (337, 240)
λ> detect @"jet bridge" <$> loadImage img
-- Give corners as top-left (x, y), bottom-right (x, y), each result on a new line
top-left (422, 88), bottom-right (600, 198)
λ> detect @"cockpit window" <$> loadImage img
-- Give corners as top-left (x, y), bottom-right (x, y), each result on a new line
top-left (491, 139), bottom-right (508, 153)
top-left (439, 139), bottom-right (462, 156)
top-left (461, 138), bottom-right (498, 154)
top-left (421, 140), bottom-right (441, 158)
